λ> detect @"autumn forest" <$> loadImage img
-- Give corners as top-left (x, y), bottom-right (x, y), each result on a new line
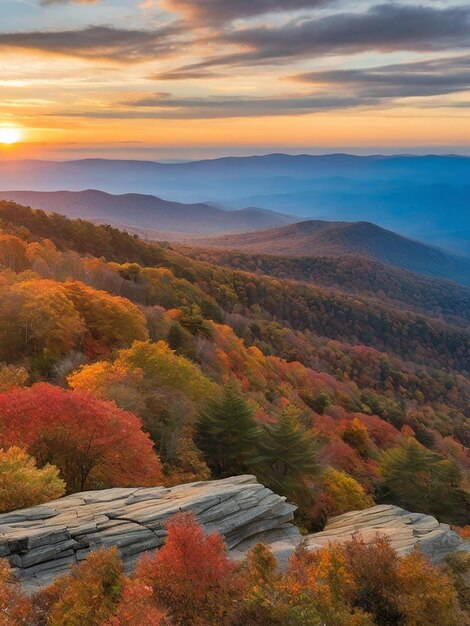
top-left (0, 198), bottom-right (467, 624)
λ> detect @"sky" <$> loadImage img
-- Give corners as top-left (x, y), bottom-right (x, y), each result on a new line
top-left (0, 0), bottom-right (469, 159)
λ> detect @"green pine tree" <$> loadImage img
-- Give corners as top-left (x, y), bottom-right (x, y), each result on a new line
top-left (379, 437), bottom-right (467, 523)
top-left (196, 380), bottom-right (261, 477)
top-left (257, 406), bottom-right (320, 503)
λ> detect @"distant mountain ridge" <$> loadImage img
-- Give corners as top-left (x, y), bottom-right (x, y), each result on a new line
top-left (193, 220), bottom-right (470, 287)
top-left (0, 154), bottom-right (467, 254)
top-left (0, 189), bottom-right (295, 235)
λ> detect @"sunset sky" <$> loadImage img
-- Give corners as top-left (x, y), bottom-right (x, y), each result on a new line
top-left (1, 0), bottom-right (469, 159)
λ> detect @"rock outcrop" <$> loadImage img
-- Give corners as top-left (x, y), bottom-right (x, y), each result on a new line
top-left (304, 504), bottom-right (465, 563)
top-left (0, 475), bottom-right (298, 592)
top-left (0, 476), bottom-right (464, 592)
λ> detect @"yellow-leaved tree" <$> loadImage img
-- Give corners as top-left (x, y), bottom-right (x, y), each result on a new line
top-left (0, 447), bottom-right (65, 513)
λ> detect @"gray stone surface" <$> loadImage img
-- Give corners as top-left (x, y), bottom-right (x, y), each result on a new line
top-left (303, 504), bottom-right (465, 563)
top-left (0, 478), bottom-right (464, 593)
top-left (0, 475), bottom-right (297, 592)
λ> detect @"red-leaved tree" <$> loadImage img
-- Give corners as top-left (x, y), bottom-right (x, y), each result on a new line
top-left (0, 384), bottom-right (162, 491)
top-left (135, 512), bottom-right (242, 625)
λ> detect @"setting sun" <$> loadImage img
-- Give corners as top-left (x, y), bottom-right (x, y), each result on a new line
top-left (0, 127), bottom-right (22, 145)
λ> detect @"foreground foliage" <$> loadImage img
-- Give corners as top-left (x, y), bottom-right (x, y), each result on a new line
top-left (0, 514), bottom-right (467, 626)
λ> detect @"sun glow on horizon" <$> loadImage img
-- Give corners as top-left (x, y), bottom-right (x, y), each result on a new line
top-left (0, 127), bottom-right (22, 145)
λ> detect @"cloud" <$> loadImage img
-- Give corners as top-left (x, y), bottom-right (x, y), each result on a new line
top-left (174, 3), bottom-right (470, 72)
top-left (292, 56), bottom-right (470, 99)
top-left (164, 0), bottom-right (332, 25)
top-left (54, 92), bottom-right (371, 119)
top-left (127, 55), bottom-right (470, 120)
top-left (0, 25), bottom-right (182, 62)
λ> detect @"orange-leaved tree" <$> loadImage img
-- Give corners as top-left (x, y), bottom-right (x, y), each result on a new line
top-left (63, 281), bottom-right (149, 350)
top-left (396, 550), bottom-right (465, 626)
top-left (102, 580), bottom-right (167, 626)
top-left (41, 548), bottom-right (124, 626)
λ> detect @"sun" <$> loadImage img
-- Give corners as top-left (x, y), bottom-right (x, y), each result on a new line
top-left (0, 127), bottom-right (22, 145)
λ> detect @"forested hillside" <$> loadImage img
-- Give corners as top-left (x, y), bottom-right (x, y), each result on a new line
top-left (181, 246), bottom-right (470, 326)
top-left (1, 202), bottom-right (469, 372)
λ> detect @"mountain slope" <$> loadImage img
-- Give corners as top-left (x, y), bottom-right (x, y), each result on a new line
top-left (0, 189), bottom-right (295, 235)
top-left (181, 246), bottom-right (470, 325)
top-left (194, 220), bottom-right (470, 286)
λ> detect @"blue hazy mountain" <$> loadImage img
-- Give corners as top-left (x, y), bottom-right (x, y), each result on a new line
top-left (194, 220), bottom-right (470, 287)
top-left (0, 154), bottom-right (468, 255)
top-left (0, 189), bottom-right (295, 235)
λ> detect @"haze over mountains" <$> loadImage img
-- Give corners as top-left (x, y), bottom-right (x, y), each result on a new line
top-left (0, 154), bottom-right (468, 288)
top-left (1, 154), bottom-right (468, 255)
top-left (192, 220), bottom-right (470, 287)
top-left (0, 189), bottom-right (295, 235)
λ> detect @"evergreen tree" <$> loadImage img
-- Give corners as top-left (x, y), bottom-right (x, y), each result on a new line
top-left (379, 437), bottom-right (467, 523)
top-left (257, 406), bottom-right (320, 503)
top-left (196, 380), bottom-right (261, 477)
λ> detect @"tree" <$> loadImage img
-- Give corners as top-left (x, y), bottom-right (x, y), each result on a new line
top-left (68, 341), bottom-right (216, 480)
top-left (179, 304), bottom-right (213, 338)
top-left (321, 468), bottom-right (374, 516)
top-left (444, 552), bottom-right (470, 614)
top-left (196, 380), bottom-right (261, 477)
top-left (257, 406), bottom-right (320, 503)
top-left (307, 390), bottom-right (332, 415)
top-left (63, 281), bottom-right (148, 349)
top-left (342, 418), bottom-right (372, 459)
top-left (115, 341), bottom-right (214, 404)
top-left (396, 551), bottom-right (464, 626)
top-left (0, 384), bottom-right (163, 492)
top-left (0, 363), bottom-right (28, 392)
top-left (285, 541), bottom-right (375, 626)
top-left (0, 280), bottom-right (85, 365)
top-left (135, 512), bottom-right (241, 626)
top-left (0, 234), bottom-right (29, 272)
top-left (103, 580), bottom-right (166, 626)
top-left (167, 322), bottom-right (184, 351)
top-left (342, 534), bottom-right (402, 625)
top-left (379, 438), bottom-right (466, 523)
top-left (0, 447), bottom-right (65, 513)
top-left (234, 543), bottom-right (285, 625)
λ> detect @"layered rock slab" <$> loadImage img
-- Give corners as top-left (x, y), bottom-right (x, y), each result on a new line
top-left (0, 475), bottom-right (297, 592)
top-left (304, 504), bottom-right (464, 563)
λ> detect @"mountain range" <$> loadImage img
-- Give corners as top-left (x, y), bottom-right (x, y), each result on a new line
top-left (0, 189), bottom-right (294, 235)
top-left (0, 154), bottom-right (468, 255)
top-left (191, 220), bottom-right (470, 287)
